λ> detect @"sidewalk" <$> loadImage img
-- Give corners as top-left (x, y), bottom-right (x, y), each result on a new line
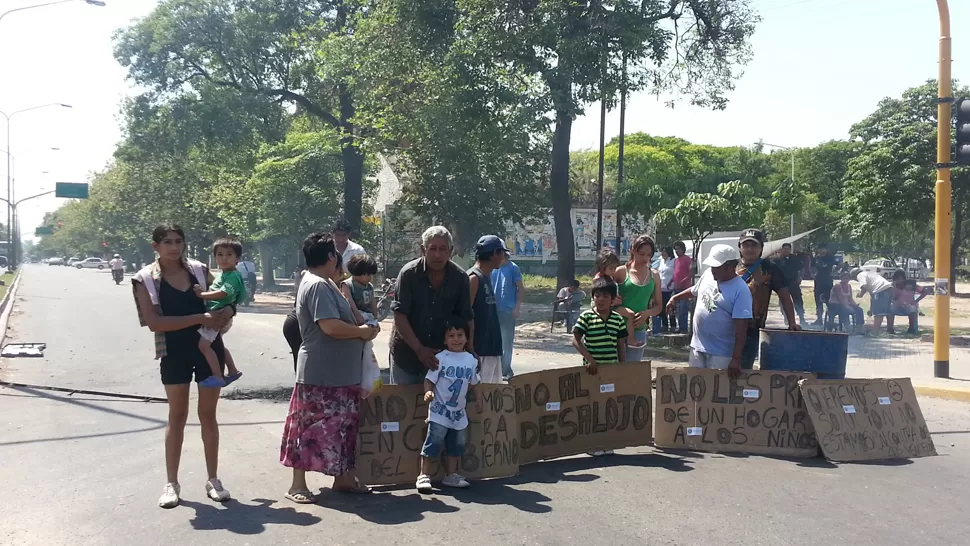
top-left (843, 334), bottom-right (970, 402)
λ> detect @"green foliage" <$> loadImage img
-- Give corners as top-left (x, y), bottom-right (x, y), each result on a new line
top-left (656, 181), bottom-right (764, 251)
top-left (841, 80), bottom-right (970, 278)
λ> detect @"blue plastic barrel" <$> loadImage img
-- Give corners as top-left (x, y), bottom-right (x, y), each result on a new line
top-left (758, 329), bottom-right (848, 379)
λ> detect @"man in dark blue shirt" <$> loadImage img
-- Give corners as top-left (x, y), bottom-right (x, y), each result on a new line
top-left (811, 244), bottom-right (838, 325)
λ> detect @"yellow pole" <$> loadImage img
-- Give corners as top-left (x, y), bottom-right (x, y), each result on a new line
top-left (935, 0), bottom-right (952, 378)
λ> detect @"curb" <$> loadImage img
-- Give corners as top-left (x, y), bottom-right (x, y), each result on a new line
top-left (0, 270), bottom-right (23, 348)
top-left (915, 386), bottom-right (970, 404)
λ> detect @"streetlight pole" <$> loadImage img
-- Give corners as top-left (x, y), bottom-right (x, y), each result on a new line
top-left (1, 104), bottom-right (72, 269)
top-left (762, 142), bottom-right (796, 237)
top-left (934, 0), bottom-right (951, 378)
top-left (0, 0), bottom-right (106, 25)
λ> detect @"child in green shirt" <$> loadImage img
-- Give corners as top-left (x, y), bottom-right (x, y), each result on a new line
top-left (196, 237), bottom-right (247, 388)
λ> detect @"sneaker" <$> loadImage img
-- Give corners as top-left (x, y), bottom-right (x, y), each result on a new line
top-left (441, 473), bottom-right (470, 488)
top-left (205, 478), bottom-right (231, 502)
top-left (416, 474), bottom-right (433, 494)
top-left (158, 482), bottom-right (181, 509)
top-left (199, 376), bottom-right (226, 388)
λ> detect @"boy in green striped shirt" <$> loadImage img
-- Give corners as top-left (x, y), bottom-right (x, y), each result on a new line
top-left (572, 276), bottom-right (628, 374)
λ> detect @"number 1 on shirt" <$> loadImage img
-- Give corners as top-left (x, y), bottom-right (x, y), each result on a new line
top-left (446, 379), bottom-right (464, 407)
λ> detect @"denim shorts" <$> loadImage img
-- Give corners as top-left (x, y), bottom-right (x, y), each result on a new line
top-left (421, 421), bottom-right (467, 458)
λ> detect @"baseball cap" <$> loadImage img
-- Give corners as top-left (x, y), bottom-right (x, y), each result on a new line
top-left (476, 235), bottom-right (509, 254)
top-left (739, 228), bottom-right (765, 246)
top-left (703, 244), bottom-right (741, 268)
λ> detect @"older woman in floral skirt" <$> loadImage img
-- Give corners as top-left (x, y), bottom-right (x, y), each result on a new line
top-left (281, 231), bottom-right (379, 503)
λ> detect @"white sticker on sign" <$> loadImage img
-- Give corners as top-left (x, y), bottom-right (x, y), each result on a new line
top-left (600, 384), bottom-right (615, 393)
top-left (878, 397), bottom-right (891, 405)
top-left (686, 427), bottom-right (703, 436)
top-left (380, 422), bottom-right (400, 432)
top-left (546, 402), bottom-right (561, 411)
top-left (742, 389), bottom-right (760, 399)
top-left (843, 405), bottom-right (856, 414)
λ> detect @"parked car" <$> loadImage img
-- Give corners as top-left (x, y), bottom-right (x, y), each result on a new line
top-left (861, 258), bottom-right (897, 279)
top-left (67, 257), bottom-right (82, 267)
top-left (899, 258), bottom-right (930, 281)
top-left (76, 257), bottom-right (107, 270)
top-left (48, 257), bottom-right (64, 266)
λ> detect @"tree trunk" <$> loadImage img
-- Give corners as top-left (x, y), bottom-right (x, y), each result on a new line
top-left (551, 109), bottom-right (576, 290)
top-left (258, 240), bottom-right (276, 288)
top-left (951, 205), bottom-right (964, 295)
top-left (338, 84), bottom-right (364, 235)
top-left (342, 141), bottom-right (364, 235)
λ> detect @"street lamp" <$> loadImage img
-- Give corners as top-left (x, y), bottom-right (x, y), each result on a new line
top-left (0, 0), bottom-right (106, 25)
top-left (762, 142), bottom-right (796, 238)
top-left (1, 104), bottom-right (72, 268)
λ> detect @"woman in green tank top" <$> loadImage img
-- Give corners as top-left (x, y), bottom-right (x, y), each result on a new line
top-left (612, 235), bottom-right (663, 363)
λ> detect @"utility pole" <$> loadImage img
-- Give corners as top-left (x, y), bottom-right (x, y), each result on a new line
top-left (933, 0), bottom-right (952, 378)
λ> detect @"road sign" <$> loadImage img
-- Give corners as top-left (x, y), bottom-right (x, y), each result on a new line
top-left (55, 182), bottom-right (89, 199)
top-left (34, 226), bottom-right (53, 236)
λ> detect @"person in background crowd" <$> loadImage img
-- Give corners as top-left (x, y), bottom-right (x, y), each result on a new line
top-left (236, 254), bottom-right (257, 304)
top-left (853, 267), bottom-right (893, 335)
top-left (280, 232), bottom-right (378, 503)
top-left (594, 249), bottom-right (636, 342)
top-left (672, 241), bottom-right (693, 333)
top-left (555, 279), bottom-right (583, 331)
top-left (888, 269), bottom-right (925, 335)
top-left (774, 243), bottom-right (806, 327)
top-left (341, 254), bottom-right (379, 325)
top-left (132, 223), bottom-right (234, 509)
top-left (736, 229), bottom-right (800, 369)
top-left (827, 270), bottom-right (865, 333)
top-left (110, 253), bottom-right (125, 271)
top-left (468, 235), bottom-right (506, 384)
top-left (491, 253), bottom-right (525, 381)
top-left (390, 226), bottom-right (474, 385)
top-left (811, 243), bottom-right (837, 325)
top-left (612, 235), bottom-right (663, 362)
top-left (654, 246), bottom-right (676, 334)
top-left (332, 219), bottom-right (366, 273)
top-left (283, 268), bottom-right (306, 372)
top-left (666, 244), bottom-right (751, 378)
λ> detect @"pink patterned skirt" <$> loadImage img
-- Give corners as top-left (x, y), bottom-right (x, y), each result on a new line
top-left (280, 383), bottom-right (361, 476)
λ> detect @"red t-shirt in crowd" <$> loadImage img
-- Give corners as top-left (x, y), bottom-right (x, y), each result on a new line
top-left (673, 255), bottom-right (693, 290)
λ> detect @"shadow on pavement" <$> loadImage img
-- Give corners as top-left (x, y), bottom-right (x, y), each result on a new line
top-left (182, 498), bottom-right (321, 534)
top-left (315, 489), bottom-right (460, 524)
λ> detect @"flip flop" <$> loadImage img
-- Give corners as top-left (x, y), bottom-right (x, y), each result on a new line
top-left (285, 490), bottom-right (316, 504)
top-left (224, 371), bottom-right (243, 385)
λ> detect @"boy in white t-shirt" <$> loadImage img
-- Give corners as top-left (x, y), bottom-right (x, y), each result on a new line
top-left (416, 318), bottom-right (483, 493)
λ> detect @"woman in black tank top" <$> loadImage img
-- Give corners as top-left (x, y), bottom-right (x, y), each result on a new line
top-left (132, 223), bottom-right (234, 509)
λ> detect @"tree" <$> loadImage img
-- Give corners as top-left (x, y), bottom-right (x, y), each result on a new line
top-left (352, 0), bottom-right (550, 252)
top-left (114, 0), bottom-right (369, 232)
top-left (841, 80), bottom-right (970, 284)
top-left (214, 124), bottom-right (357, 284)
top-left (656, 180), bottom-right (764, 256)
top-left (459, 0), bottom-right (758, 287)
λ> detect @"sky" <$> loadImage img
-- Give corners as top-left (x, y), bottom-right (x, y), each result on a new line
top-left (0, 0), bottom-right (967, 242)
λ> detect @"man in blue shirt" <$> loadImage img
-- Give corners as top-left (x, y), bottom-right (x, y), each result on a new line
top-left (491, 254), bottom-right (525, 380)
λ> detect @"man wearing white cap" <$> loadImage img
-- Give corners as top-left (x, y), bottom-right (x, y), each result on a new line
top-left (666, 244), bottom-right (752, 378)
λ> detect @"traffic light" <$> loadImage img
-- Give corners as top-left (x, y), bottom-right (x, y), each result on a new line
top-left (956, 98), bottom-right (970, 166)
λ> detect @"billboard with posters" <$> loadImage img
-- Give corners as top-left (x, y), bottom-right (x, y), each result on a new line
top-left (506, 209), bottom-right (654, 263)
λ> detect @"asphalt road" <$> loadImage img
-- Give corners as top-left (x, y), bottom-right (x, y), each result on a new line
top-left (2, 264), bottom-right (970, 546)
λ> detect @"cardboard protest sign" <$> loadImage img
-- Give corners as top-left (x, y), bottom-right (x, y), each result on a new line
top-left (654, 367), bottom-right (818, 457)
top-left (510, 362), bottom-right (653, 464)
top-left (799, 378), bottom-right (936, 462)
top-left (356, 384), bottom-right (519, 485)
